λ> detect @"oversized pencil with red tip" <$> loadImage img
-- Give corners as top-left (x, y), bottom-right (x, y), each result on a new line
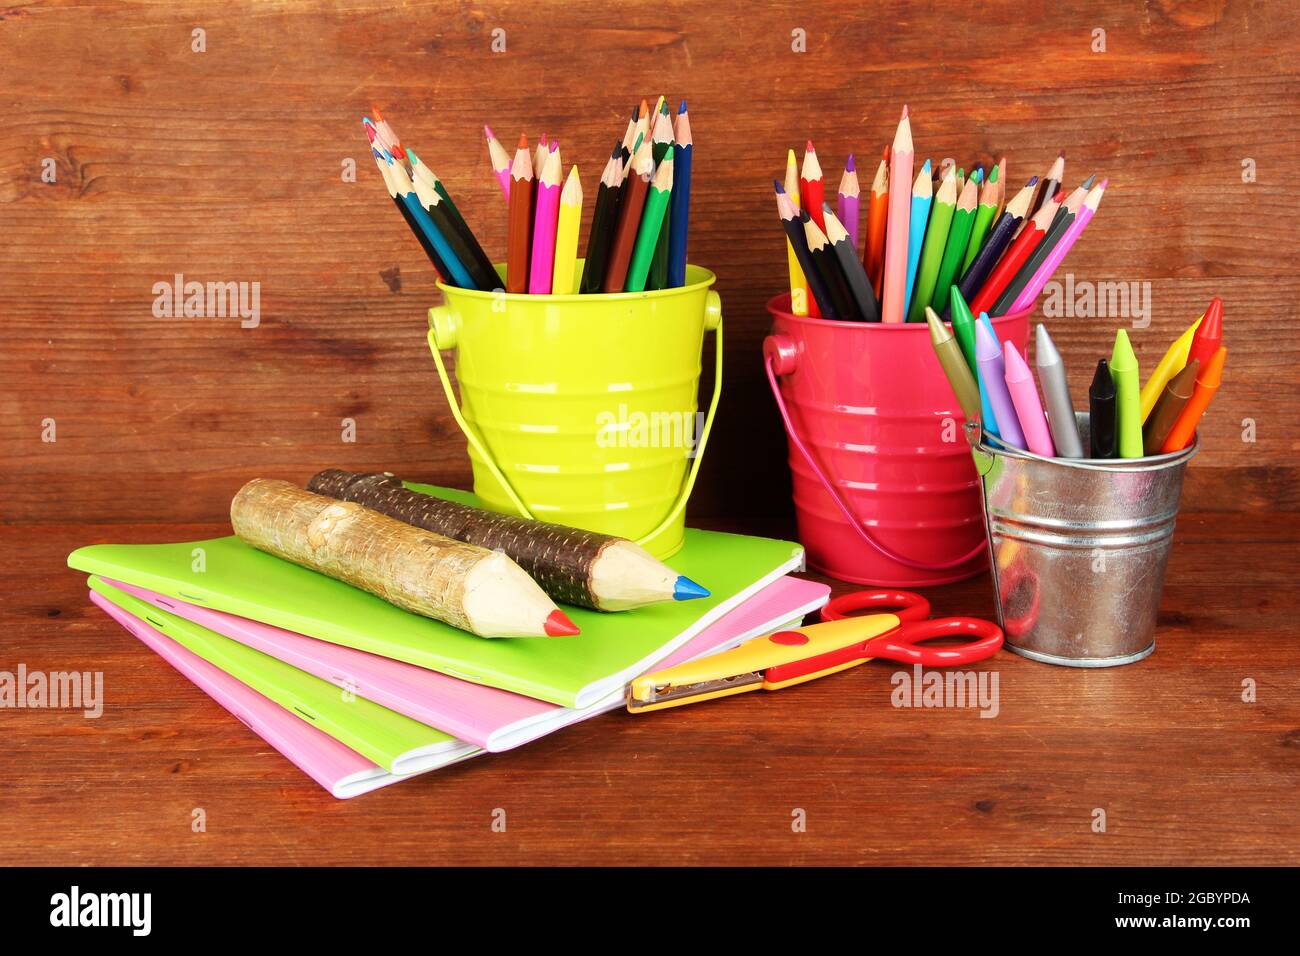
top-left (770, 105), bottom-right (1107, 325)
top-left (361, 100), bottom-right (697, 296)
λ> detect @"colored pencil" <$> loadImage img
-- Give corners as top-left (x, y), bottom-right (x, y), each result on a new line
top-left (837, 155), bottom-right (860, 252)
top-left (579, 148), bottom-right (622, 294)
top-left (906, 163), bottom-right (956, 322)
top-left (962, 166), bottom-right (1000, 273)
top-left (930, 175), bottom-right (979, 317)
top-left (485, 126), bottom-right (512, 200)
top-left (667, 101), bottom-right (693, 287)
top-left (991, 177), bottom-right (1091, 315)
top-left (903, 159), bottom-right (933, 318)
top-left (532, 134), bottom-right (549, 180)
top-left (785, 148), bottom-right (815, 317)
top-left (802, 211), bottom-right (857, 322)
top-left (506, 135), bottom-right (534, 294)
top-left (1033, 150), bottom-right (1065, 218)
top-left (603, 137), bottom-right (652, 292)
top-left (800, 141), bottom-right (827, 235)
top-left (407, 148), bottom-right (500, 291)
top-left (647, 104), bottom-right (675, 290)
top-left (1006, 179), bottom-right (1107, 314)
top-left (969, 191), bottom-right (1060, 316)
top-left (864, 149), bottom-right (890, 298)
top-left (949, 177), bottom-right (1036, 319)
top-left (823, 203), bottom-right (879, 322)
top-left (1140, 316), bottom-right (1202, 422)
top-left (528, 143), bottom-right (563, 293)
top-left (626, 155), bottom-right (674, 292)
top-left (551, 165), bottom-right (583, 295)
top-left (881, 107), bottom-right (914, 323)
top-left (388, 157), bottom-right (474, 289)
top-left (775, 184), bottom-right (838, 319)
top-left (371, 149), bottom-right (449, 281)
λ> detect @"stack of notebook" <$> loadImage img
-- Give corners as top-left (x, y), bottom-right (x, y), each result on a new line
top-left (69, 483), bottom-right (825, 798)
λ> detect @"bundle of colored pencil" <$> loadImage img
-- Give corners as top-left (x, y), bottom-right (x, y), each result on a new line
top-left (365, 98), bottom-right (694, 296)
top-left (771, 106), bottom-right (1106, 325)
top-left (926, 294), bottom-right (1226, 461)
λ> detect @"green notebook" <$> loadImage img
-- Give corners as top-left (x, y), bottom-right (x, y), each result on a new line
top-left (89, 577), bottom-right (472, 775)
top-left (69, 483), bottom-right (804, 708)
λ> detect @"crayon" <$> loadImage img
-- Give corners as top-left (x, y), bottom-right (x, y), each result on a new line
top-left (1186, 296), bottom-right (1224, 371)
top-left (1139, 317), bottom-right (1202, 422)
top-left (1110, 328), bottom-right (1143, 458)
top-left (925, 307), bottom-right (982, 421)
top-left (1088, 359), bottom-right (1117, 459)
top-left (950, 289), bottom-right (999, 436)
top-left (1034, 324), bottom-right (1084, 458)
top-left (975, 317), bottom-right (1025, 448)
top-left (1143, 359), bottom-right (1199, 455)
top-left (1161, 347), bottom-right (1226, 453)
top-left (1003, 341), bottom-right (1055, 457)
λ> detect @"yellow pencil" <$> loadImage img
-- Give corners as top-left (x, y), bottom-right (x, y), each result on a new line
top-left (1139, 316), bottom-right (1203, 422)
top-left (551, 166), bottom-right (583, 295)
top-left (784, 148), bottom-right (810, 315)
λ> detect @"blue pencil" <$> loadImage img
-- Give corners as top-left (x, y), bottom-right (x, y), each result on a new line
top-left (903, 159), bottom-right (932, 319)
top-left (388, 156), bottom-right (474, 288)
top-left (666, 101), bottom-right (692, 287)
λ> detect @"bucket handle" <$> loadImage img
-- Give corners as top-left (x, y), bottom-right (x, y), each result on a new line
top-left (427, 292), bottom-right (724, 547)
top-left (763, 334), bottom-right (986, 572)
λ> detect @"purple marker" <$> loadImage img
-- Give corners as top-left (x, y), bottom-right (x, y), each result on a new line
top-left (975, 318), bottom-right (1026, 448)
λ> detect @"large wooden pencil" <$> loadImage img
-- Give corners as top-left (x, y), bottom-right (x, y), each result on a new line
top-left (307, 470), bottom-right (708, 612)
top-left (949, 176), bottom-right (1037, 319)
top-left (868, 149), bottom-right (889, 297)
top-left (579, 148), bottom-right (622, 294)
top-left (881, 107), bottom-right (914, 322)
top-left (666, 101), bottom-right (692, 287)
top-left (371, 149), bottom-right (449, 281)
top-left (823, 203), bottom-right (879, 322)
top-left (776, 184), bottom-right (838, 319)
top-left (231, 479), bottom-right (579, 638)
top-left (802, 211), bottom-right (857, 322)
top-left (506, 135), bottom-right (534, 294)
top-left (603, 137), bottom-right (653, 292)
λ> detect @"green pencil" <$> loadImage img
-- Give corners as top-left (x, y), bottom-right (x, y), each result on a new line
top-left (625, 154), bottom-right (674, 292)
top-left (906, 165), bottom-right (957, 322)
top-left (962, 164), bottom-right (999, 274)
top-left (1110, 328), bottom-right (1143, 458)
top-left (930, 175), bottom-right (979, 318)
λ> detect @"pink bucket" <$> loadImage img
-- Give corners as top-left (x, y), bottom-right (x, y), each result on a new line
top-left (764, 295), bottom-right (1032, 586)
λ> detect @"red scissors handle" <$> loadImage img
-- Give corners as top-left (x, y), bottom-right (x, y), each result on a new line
top-left (820, 589), bottom-right (931, 623)
top-left (862, 617), bottom-right (1004, 666)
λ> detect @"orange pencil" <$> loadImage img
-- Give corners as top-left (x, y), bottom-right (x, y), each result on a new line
top-left (1160, 346), bottom-right (1226, 452)
top-left (864, 148), bottom-right (889, 298)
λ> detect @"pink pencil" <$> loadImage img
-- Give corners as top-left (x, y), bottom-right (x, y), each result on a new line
top-left (484, 126), bottom-right (512, 200)
top-left (529, 144), bottom-right (563, 293)
top-left (837, 154), bottom-right (861, 252)
top-left (881, 107), bottom-right (914, 322)
top-left (1008, 179), bottom-right (1107, 314)
top-left (1003, 341), bottom-right (1055, 457)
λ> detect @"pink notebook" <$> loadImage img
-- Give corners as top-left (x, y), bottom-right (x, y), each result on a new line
top-left (89, 590), bottom-right (450, 799)
top-left (105, 576), bottom-right (831, 753)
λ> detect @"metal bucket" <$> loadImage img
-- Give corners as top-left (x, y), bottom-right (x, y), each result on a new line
top-left (966, 413), bottom-right (1198, 666)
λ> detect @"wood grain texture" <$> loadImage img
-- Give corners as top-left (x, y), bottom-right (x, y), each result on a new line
top-left (2, 513), bottom-right (1297, 865)
top-left (2, 0), bottom-right (1299, 525)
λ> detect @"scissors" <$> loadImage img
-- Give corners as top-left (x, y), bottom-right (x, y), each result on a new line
top-left (626, 589), bottom-right (1004, 713)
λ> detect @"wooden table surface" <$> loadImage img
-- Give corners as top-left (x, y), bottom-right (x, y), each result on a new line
top-left (3, 511), bottom-right (1297, 866)
top-left (3, 0), bottom-right (1299, 866)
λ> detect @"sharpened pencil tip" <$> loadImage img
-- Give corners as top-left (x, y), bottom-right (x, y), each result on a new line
top-left (484, 125), bottom-right (494, 139)
top-left (517, 133), bottom-right (528, 149)
top-left (845, 153), bottom-right (855, 171)
top-left (773, 179), bottom-right (785, 193)
top-left (679, 98), bottom-right (687, 113)
top-left (672, 576), bottom-right (710, 601)
top-left (921, 158), bottom-right (932, 172)
top-left (544, 609), bottom-right (581, 637)
top-left (901, 104), bottom-right (909, 119)
top-left (806, 139), bottom-right (815, 154)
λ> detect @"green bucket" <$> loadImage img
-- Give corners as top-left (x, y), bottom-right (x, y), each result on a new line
top-left (427, 263), bottom-right (722, 559)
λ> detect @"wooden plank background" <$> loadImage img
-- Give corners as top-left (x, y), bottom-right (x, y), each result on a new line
top-left (2, 0), bottom-right (1299, 867)
top-left (2, 0), bottom-right (1298, 526)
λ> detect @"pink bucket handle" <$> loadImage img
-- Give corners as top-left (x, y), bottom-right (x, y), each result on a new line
top-left (763, 335), bottom-right (987, 573)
